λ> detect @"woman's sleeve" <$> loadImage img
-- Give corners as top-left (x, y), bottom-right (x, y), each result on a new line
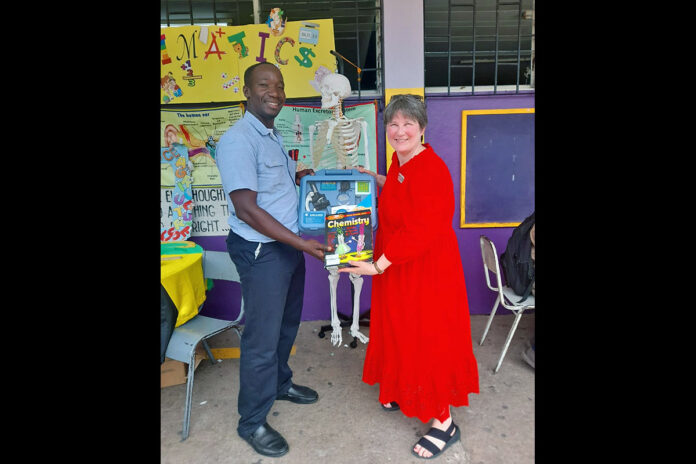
top-left (382, 158), bottom-right (454, 264)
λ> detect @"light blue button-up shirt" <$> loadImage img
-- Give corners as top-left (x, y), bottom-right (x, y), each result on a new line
top-left (216, 111), bottom-right (299, 243)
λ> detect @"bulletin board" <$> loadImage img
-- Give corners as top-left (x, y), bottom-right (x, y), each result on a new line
top-left (160, 101), bottom-right (379, 239)
top-left (160, 104), bottom-right (244, 240)
top-left (160, 19), bottom-right (337, 104)
top-left (460, 108), bottom-right (534, 228)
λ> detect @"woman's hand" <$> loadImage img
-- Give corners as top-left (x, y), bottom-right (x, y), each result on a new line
top-left (338, 260), bottom-right (379, 276)
top-left (357, 166), bottom-right (386, 188)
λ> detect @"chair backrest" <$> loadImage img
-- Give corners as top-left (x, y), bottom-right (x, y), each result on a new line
top-left (480, 235), bottom-right (535, 310)
top-left (480, 235), bottom-right (504, 292)
top-left (200, 249), bottom-right (245, 324)
top-left (202, 250), bottom-right (240, 282)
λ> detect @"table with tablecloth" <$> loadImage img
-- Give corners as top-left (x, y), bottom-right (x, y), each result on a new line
top-left (160, 241), bottom-right (207, 363)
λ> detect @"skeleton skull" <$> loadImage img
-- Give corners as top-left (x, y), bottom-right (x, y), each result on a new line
top-left (320, 73), bottom-right (352, 109)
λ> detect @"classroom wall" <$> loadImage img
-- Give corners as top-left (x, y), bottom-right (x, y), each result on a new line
top-left (193, 91), bottom-right (534, 322)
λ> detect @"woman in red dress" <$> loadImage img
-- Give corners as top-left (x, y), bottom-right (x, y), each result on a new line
top-left (339, 94), bottom-right (479, 459)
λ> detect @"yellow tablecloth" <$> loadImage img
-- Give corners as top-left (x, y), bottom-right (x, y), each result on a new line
top-left (161, 252), bottom-right (206, 327)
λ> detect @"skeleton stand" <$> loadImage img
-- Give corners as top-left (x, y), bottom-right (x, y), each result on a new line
top-left (318, 268), bottom-right (370, 348)
top-left (309, 89), bottom-right (371, 347)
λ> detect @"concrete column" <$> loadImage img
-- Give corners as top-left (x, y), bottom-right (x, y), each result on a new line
top-left (383, 0), bottom-right (425, 170)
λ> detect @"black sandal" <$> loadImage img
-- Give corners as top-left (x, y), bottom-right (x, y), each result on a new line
top-left (411, 422), bottom-right (460, 459)
top-left (381, 401), bottom-right (400, 411)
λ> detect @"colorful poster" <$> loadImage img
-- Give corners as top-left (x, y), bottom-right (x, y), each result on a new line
top-left (161, 187), bottom-right (231, 238)
top-left (160, 105), bottom-right (243, 187)
top-left (161, 19), bottom-right (337, 104)
top-left (161, 102), bottom-right (378, 239)
top-left (274, 101), bottom-right (379, 173)
top-left (160, 144), bottom-right (194, 241)
top-left (161, 105), bottom-right (243, 239)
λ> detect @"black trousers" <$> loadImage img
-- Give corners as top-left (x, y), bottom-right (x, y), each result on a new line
top-left (226, 230), bottom-right (306, 438)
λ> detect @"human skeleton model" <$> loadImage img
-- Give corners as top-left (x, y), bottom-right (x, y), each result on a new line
top-left (309, 72), bottom-right (370, 347)
top-left (309, 73), bottom-right (370, 172)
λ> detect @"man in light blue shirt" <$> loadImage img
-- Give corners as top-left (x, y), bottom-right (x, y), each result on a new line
top-left (216, 61), bottom-right (331, 458)
top-left (218, 104), bottom-right (300, 243)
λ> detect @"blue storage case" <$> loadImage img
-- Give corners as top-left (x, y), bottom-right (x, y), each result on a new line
top-left (298, 169), bottom-right (378, 234)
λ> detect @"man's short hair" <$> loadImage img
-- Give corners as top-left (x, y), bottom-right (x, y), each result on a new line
top-left (243, 61), bottom-right (281, 87)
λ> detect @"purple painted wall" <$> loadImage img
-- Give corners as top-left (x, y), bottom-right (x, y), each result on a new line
top-left (193, 92), bottom-right (534, 322)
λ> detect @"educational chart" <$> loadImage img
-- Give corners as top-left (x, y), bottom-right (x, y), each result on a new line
top-left (460, 108), bottom-right (535, 228)
top-left (161, 105), bottom-right (243, 239)
top-left (161, 19), bottom-right (337, 104)
top-left (275, 101), bottom-right (378, 173)
top-left (161, 102), bottom-right (378, 239)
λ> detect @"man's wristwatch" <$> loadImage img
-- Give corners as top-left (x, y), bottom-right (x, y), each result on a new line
top-left (373, 261), bottom-right (384, 274)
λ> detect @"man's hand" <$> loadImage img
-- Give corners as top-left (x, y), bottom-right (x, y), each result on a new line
top-left (301, 238), bottom-right (333, 261)
top-left (229, 188), bottom-right (333, 262)
top-left (295, 168), bottom-right (315, 186)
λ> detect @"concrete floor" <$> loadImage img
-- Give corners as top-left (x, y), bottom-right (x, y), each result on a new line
top-left (161, 313), bottom-right (535, 464)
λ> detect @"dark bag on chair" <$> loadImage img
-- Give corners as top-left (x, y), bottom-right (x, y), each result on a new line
top-left (500, 211), bottom-right (535, 303)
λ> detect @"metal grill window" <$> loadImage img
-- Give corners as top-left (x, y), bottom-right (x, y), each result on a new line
top-left (257, 1), bottom-right (382, 97)
top-left (424, 0), bottom-right (534, 94)
top-left (161, 0), bottom-right (255, 26)
top-left (161, 1), bottom-right (383, 97)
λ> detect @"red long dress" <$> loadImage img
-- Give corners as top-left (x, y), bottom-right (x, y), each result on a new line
top-left (363, 144), bottom-right (479, 423)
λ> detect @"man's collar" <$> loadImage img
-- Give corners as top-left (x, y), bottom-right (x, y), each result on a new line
top-left (244, 111), bottom-right (276, 136)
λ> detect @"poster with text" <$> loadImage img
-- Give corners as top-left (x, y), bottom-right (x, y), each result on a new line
top-left (161, 105), bottom-right (243, 239)
top-left (161, 19), bottom-right (337, 104)
top-left (274, 101), bottom-right (379, 173)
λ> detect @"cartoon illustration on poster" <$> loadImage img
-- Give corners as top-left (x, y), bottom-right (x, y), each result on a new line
top-left (161, 105), bottom-right (243, 238)
top-left (160, 141), bottom-right (194, 241)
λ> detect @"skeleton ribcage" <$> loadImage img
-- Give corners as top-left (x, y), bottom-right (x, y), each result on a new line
top-left (312, 119), bottom-right (364, 170)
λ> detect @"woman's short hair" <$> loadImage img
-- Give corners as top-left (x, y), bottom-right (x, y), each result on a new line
top-left (383, 94), bottom-right (427, 129)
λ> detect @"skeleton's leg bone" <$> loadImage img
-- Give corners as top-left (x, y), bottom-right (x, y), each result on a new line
top-left (327, 268), bottom-right (342, 346)
top-left (348, 272), bottom-right (369, 344)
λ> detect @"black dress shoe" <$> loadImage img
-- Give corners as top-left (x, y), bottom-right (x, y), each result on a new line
top-left (243, 422), bottom-right (289, 457)
top-left (276, 384), bottom-right (318, 404)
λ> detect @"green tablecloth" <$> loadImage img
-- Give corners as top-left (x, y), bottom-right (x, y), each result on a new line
top-left (161, 241), bottom-right (204, 255)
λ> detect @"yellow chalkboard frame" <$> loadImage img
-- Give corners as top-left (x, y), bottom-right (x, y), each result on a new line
top-left (460, 107), bottom-right (535, 228)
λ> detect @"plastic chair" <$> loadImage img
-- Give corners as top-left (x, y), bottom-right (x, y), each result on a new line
top-left (479, 235), bottom-right (535, 373)
top-left (164, 249), bottom-right (244, 441)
